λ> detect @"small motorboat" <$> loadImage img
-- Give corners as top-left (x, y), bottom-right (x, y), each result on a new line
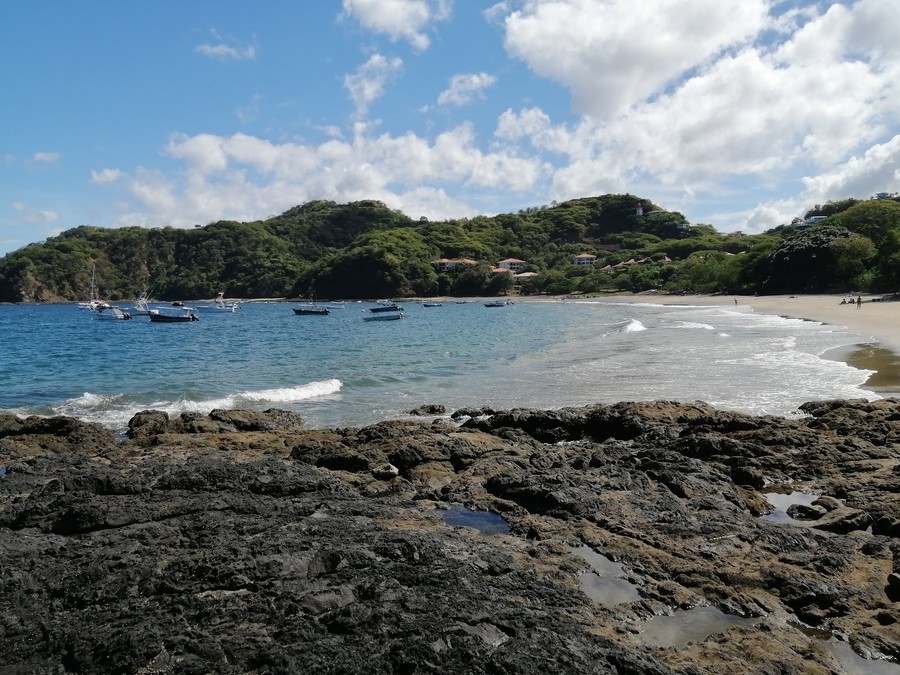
top-left (149, 307), bottom-right (199, 323)
top-left (363, 306), bottom-right (404, 321)
top-left (94, 305), bottom-right (133, 320)
top-left (484, 299), bottom-right (512, 307)
top-left (293, 306), bottom-right (330, 316)
top-left (422, 302), bottom-right (443, 307)
top-left (369, 302), bottom-right (402, 313)
top-left (195, 292), bottom-right (240, 312)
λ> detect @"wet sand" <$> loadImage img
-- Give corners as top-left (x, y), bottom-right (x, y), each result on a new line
top-left (602, 293), bottom-right (900, 395)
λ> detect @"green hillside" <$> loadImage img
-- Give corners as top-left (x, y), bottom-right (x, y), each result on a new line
top-left (1, 194), bottom-right (899, 302)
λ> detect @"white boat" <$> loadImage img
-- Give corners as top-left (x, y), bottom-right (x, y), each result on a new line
top-left (127, 290), bottom-right (155, 316)
top-left (195, 292), bottom-right (239, 312)
top-left (77, 265), bottom-right (105, 310)
top-left (94, 305), bottom-right (133, 321)
top-left (363, 305), bottom-right (404, 321)
top-left (484, 299), bottom-right (512, 307)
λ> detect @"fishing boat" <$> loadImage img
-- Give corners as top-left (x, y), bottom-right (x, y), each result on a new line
top-left (94, 305), bottom-right (132, 320)
top-left (363, 305), bottom-right (404, 321)
top-left (148, 307), bottom-right (199, 323)
top-left (369, 302), bottom-right (402, 313)
top-left (127, 290), bottom-right (155, 316)
top-left (196, 292), bottom-right (240, 312)
top-left (293, 306), bottom-right (330, 316)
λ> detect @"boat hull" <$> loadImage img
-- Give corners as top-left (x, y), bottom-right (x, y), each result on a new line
top-left (149, 311), bottom-right (198, 323)
top-left (293, 308), bottom-right (330, 315)
top-left (363, 312), bottom-right (404, 321)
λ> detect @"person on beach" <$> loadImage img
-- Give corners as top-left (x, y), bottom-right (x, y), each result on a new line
top-left (857, 295), bottom-right (862, 309)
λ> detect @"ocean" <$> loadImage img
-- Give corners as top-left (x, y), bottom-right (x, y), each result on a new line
top-left (0, 299), bottom-right (890, 433)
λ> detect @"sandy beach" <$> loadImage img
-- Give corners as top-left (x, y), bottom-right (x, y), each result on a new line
top-left (604, 293), bottom-right (900, 395)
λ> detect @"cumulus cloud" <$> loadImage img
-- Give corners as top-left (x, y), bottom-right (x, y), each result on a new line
top-left (484, 0), bottom-right (900, 232)
top-left (341, 0), bottom-right (452, 50)
top-left (437, 73), bottom-right (497, 107)
top-left (85, 0), bottom-right (900, 238)
top-left (343, 54), bottom-right (404, 116)
top-left (107, 124), bottom-right (543, 230)
top-left (501, 0), bottom-right (769, 119)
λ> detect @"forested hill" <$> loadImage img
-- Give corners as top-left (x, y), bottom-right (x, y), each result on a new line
top-left (1, 193), bottom-right (899, 302)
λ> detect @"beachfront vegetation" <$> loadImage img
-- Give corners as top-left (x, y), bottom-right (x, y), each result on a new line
top-left (1, 194), bottom-right (899, 302)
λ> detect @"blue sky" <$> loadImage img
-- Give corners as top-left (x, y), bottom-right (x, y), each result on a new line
top-left (2, 0), bottom-right (899, 256)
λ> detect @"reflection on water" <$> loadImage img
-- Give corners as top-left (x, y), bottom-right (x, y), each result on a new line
top-left (634, 606), bottom-right (757, 647)
top-left (760, 490), bottom-right (820, 525)
top-left (440, 506), bottom-right (509, 535)
top-left (571, 545), bottom-right (641, 606)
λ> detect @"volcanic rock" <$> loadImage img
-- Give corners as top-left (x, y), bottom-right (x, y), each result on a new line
top-left (1, 399), bottom-right (899, 673)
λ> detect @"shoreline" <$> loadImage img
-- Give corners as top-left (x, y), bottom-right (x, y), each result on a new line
top-left (595, 292), bottom-right (900, 396)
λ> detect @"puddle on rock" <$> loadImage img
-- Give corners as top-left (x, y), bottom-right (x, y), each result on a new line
top-left (571, 545), bottom-right (640, 606)
top-left (441, 506), bottom-right (509, 535)
top-left (828, 640), bottom-right (900, 674)
top-left (760, 490), bottom-right (820, 526)
top-left (634, 606), bottom-right (757, 648)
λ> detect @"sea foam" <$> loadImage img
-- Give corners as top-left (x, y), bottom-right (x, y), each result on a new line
top-left (50, 379), bottom-right (343, 432)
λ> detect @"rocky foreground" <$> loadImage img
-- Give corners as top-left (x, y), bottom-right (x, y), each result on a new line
top-left (1, 400), bottom-right (899, 674)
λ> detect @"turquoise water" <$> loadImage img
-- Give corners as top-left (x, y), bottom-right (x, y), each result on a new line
top-left (0, 299), bottom-right (889, 432)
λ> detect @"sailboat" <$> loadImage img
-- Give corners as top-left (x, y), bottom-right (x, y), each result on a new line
top-left (77, 265), bottom-right (107, 310)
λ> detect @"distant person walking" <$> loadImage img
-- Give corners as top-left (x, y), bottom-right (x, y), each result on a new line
top-left (857, 295), bottom-right (862, 309)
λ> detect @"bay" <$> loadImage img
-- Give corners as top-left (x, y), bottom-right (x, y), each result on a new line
top-left (0, 299), bottom-right (889, 432)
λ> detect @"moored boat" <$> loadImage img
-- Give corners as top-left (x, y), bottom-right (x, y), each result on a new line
top-left (363, 305), bottom-right (404, 321)
top-left (484, 299), bottom-right (512, 307)
top-left (196, 292), bottom-right (240, 312)
top-left (148, 307), bottom-right (199, 323)
top-left (369, 302), bottom-right (402, 313)
top-left (293, 306), bottom-right (330, 316)
top-left (94, 305), bottom-right (132, 320)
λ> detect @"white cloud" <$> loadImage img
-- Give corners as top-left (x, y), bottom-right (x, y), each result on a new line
top-left (343, 54), bottom-right (404, 116)
top-left (341, 0), bottom-right (452, 50)
top-left (105, 124), bottom-right (543, 230)
top-left (194, 31), bottom-right (256, 62)
top-left (501, 0), bottom-right (769, 119)
top-left (91, 168), bottom-right (123, 184)
top-left (29, 152), bottom-right (61, 165)
top-left (23, 209), bottom-right (59, 225)
top-left (437, 73), bottom-right (497, 107)
top-left (63, 0), bottom-right (900, 241)
top-left (479, 0), bottom-right (900, 233)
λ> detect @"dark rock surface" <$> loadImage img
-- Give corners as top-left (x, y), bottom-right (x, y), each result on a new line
top-left (1, 400), bottom-right (899, 674)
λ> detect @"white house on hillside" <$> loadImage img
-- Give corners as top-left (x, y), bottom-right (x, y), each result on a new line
top-left (497, 258), bottom-right (526, 273)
